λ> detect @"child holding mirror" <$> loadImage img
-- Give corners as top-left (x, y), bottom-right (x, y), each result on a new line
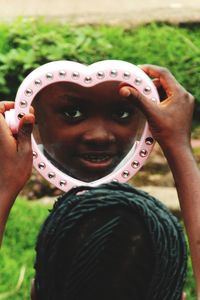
top-left (0, 65), bottom-right (199, 299)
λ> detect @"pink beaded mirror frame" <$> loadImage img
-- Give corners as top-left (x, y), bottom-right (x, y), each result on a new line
top-left (5, 60), bottom-right (160, 192)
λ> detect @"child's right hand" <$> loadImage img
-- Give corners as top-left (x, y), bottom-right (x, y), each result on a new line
top-left (0, 101), bottom-right (35, 246)
top-left (0, 101), bottom-right (35, 197)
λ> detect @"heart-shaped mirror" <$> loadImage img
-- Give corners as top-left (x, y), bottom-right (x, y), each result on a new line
top-left (9, 60), bottom-right (159, 192)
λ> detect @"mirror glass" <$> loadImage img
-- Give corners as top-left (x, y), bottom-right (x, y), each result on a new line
top-left (32, 81), bottom-right (145, 183)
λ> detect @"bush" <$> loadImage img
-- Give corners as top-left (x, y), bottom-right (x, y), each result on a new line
top-left (0, 18), bottom-right (199, 118)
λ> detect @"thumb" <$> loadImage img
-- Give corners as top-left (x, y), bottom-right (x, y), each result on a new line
top-left (120, 85), bottom-right (160, 120)
top-left (17, 114), bottom-right (35, 153)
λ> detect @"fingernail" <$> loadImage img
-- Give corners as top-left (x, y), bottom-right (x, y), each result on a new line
top-left (123, 89), bottom-right (131, 97)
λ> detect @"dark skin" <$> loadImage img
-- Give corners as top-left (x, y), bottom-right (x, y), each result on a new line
top-left (33, 81), bottom-right (144, 182)
top-left (121, 65), bottom-right (195, 300)
top-left (0, 65), bottom-right (197, 300)
top-left (0, 102), bottom-right (35, 246)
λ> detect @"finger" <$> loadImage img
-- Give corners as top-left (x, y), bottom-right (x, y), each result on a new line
top-left (0, 115), bottom-right (14, 145)
top-left (119, 86), bottom-right (160, 119)
top-left (17, 114), bottom-right (35, 154)
top-left (152, 78), bottom-right (161, 89)
top-left (0, 101), bottom-right (15, 114)
top-left (0, 101), bottom-right (34, 114)
top-left (152, 79), bottom-right (168, 101)
top-left (0, 103), bottom-right (35, 144)
top-left (0, 102), bottom-right (14, 142)
top-left (138, 64), bottom-right (181, 97)
top-left (29, 106), bottom-right (35, 114)
top-left (118, 81), bottom-right (132, 92)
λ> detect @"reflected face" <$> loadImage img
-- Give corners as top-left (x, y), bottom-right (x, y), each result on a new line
top-left (33, 81), bottom-right (144, 182)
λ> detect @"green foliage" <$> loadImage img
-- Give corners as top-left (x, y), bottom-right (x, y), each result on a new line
top-left (185, 253), bottom-right (197, 300)
top-left (0, 18), bottom-right (199, 117)
top-left (0, 198), bottom-right (197, 299)
top-left (0, 198), bottom-right (50, 300)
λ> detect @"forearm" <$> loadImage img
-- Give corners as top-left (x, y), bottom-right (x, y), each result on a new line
top-left (127, 64), bottom-right (197, 297)
top-left (0, 105), bottom-right (34, 247)
top-left (163, 144), bottom-right (200, 298)
top-left (0, 190), bottom-right (18, 247)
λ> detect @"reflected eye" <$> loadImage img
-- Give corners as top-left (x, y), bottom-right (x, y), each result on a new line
top-left (112, 110), bottom-right (131, 120)
top-left (116, 111), bottom-right (130, 119)
top-left (64, 108), bottom-right (83, 120)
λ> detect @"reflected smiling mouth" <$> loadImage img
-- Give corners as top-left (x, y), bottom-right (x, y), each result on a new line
top-left (78, 152), bottom-right (117, 171)
top-left (81, 153), bottom-right (112, 163)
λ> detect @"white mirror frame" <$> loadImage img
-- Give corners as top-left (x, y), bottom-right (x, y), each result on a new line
top-left (6, 60), bottom-right (160, 192)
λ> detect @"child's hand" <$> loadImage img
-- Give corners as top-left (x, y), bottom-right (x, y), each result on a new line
top-left (0, 101), bottom-right (35, 197)
top-left (0, 101), bottom-right (34, 246)
top-left (119, 65), bottom-right (194, 153)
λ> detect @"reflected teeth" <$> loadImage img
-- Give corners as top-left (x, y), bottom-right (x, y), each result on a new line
top-left (83, 154), bottom-right (110, 162)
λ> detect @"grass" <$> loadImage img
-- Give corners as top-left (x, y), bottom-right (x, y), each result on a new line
top-left (0, 197), bottom-right (197, 299)
top-left (0, 198), bottom-right (50, 300)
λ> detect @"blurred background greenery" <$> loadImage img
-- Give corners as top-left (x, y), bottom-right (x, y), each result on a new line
top-left (0, 19), bottom-right (199, 119)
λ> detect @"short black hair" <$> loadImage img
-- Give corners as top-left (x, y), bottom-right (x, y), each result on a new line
top-left (34, 182), bottom-right (187, 300)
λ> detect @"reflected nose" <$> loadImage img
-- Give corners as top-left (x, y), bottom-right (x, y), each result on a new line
top-left (82, 125), bottom-right (116, 146)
